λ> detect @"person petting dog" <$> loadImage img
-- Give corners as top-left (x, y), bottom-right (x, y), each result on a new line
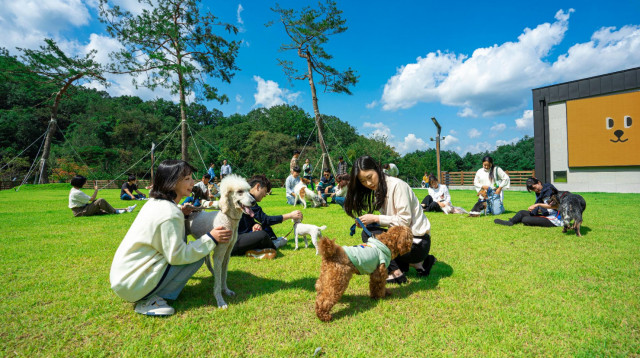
top-left (285, 166), bottom-right (302, 205)
top-left (494, 177), bottom-right (562, 227)
top-left (329, 174), bottom-right (350, 207)
top-left (344, 156), bottom-right (436, 284)
top-left (232, 175), bottom-right (303, 259)
top-left (110, 160), bottom-right (232, 316)
top-left (120, 175), bottom-right (147, 200)
top-left (473, 156), bottom-right (510, 215)
top-left (317, 168), bottom-right (335, 203)
top-left (182, 173), bottom-right (215, 207)
top-left (69, 175), bottom-right (135, 216)
top-left (421, 175), bottom-right (451, 212)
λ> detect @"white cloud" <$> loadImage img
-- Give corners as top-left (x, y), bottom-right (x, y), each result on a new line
top-left (253, 76), bottom-right (301, 108)
top-left (441, 134), bottom-right (459, 147)
top-left (362, 122), bottom-right (393, 139)
top-left (381, 9), bottom-right (640, 118)
top-left (515, 109), bottom-right (534, 131)
top-left (463, 141), bottom-right (495, 154)
top-left (449, 129), bottom-right (457, 135)
top-left (468, 128), bottom-right (482, 138)
top-left (395, 134), bottom-right (429, 155)
top-left (366, 100), bottom-right (377, 109)
top-left (235, 94), bottom-right (244, 103)
top-left (237, 4), bottom-right (244, 24)
top-left (490, 123), bottom-right (507, 132)
top-left (496, 137), bottom-right (521, 146)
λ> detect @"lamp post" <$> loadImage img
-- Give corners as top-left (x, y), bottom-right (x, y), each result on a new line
top-left (429, 117), bottom-right (444, 182)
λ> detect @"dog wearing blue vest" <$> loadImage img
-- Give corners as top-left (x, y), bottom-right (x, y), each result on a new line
top-left (314, 225), bottom-right (414, 322)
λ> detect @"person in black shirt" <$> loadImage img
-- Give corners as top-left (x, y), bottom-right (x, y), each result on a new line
top-left (231, 175), bottom-right (303, 258)
top-left (121, 175), bottom-right (147, 200)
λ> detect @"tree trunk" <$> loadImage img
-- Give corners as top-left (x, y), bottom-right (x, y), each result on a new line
top-left (306, 55), bottom-right (330, 172)
top-left (38, 114), bottom-right (57, 184)
top-left (178, 65), bottom-right (188, 162)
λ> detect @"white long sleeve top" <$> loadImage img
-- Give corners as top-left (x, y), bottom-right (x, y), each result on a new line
top-left (68, 187), bottom-right (91, 208)
top-left (427, 184), bottom-right (451, 205)
top-left (378, 176), bottom-right (430, 242)
top-left (110, 198), bottom-right (216, 302)
top-left (473, 167), bottom-right (510, 192)
top-left (285, 175), bottom-right (300, 197)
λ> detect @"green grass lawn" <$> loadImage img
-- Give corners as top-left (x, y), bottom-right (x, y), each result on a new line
top-left (1, 184), bottom-right (639, 357)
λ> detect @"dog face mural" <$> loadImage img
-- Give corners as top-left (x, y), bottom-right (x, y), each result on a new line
top-left (566, 91), bottom-right (639, 167)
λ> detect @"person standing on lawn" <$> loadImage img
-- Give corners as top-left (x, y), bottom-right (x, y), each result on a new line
top-left (110, 160), bottom-right (232, 316)
top-left (473, 155), bottom-right (510, 215)
top-left (343, 155), bottom-right (436, 284)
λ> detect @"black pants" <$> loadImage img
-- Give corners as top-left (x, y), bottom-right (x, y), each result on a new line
top-left (362, 226), bottom-right (431, 273)
top-left (231, 230), bottom-right (276, 256)
top-left (508, 210), bottom-right (557, 227)
top-left (421, 195), bottom-right (443, 212)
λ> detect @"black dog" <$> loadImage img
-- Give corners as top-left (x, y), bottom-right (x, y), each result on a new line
top-left (550, 191), bottom-right (586, 237)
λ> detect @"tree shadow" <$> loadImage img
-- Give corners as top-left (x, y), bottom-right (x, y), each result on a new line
top-left (329, 260), bottom-right (454, 321)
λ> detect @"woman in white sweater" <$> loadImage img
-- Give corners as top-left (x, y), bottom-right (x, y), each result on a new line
top-left (110, 160), bottom-right (232, 316)
top-left (473, 156), bottom-right (510, 215)
top-left (421, 175), bottom-right (452, 212)
top-left (344, 156), bottom-right (436, 284)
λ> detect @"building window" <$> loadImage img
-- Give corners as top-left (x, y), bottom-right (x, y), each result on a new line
top-left (553, 171), bottom-right (567, 183)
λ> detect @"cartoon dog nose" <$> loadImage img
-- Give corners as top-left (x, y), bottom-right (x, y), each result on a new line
top-left (614, 129), bottom-right (624, 138)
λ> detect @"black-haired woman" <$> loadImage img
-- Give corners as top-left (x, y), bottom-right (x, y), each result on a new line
top-left (68, 175), bottom-right (133, 216)
top-left (473, 156), bottom-right (510, 215)
top-left (110, 160), bottom-right (232, 316)
top-left (494, 177), bottom-right (562, 227)
top-left (421, 175), bottom-right (451, 212)
top-left (344, 156), bottom-right (436, 284)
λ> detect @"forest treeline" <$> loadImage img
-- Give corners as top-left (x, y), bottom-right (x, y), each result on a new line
top-left (0, 53), bottom-right (534, 185)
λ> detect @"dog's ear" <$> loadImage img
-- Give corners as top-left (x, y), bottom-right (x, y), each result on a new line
top-left (218, 183), bottom-right (232, 213)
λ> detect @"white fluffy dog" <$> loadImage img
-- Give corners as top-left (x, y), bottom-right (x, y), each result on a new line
top-left (293, 182), bottom-right (326, 209)
top-left (186, 174), bottom-right (255, 308)
top-left (292, 218), bottom-right (327, 255)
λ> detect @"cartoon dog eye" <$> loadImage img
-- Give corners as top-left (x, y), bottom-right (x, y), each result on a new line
top-left (606, 117), bottom-right (614, 129)
top-left (624, 116), bottom-right (632, 128)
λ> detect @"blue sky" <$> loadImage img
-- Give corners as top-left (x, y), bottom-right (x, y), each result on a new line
top-left (1, 0), bottom-right (639, 155)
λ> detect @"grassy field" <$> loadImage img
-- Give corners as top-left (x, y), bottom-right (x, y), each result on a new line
top-left (1, 184), bottom-right (639, 357)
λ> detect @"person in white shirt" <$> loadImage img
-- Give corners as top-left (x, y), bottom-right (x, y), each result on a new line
top-left (421, 175), bottom-right (452, 212)
top-left (344, 156), bottom-right (436, 285)
top-left (382, 163), bottom-right (399, 177)
top-left (68, 175), bottom-right (133, 217)
top-left (329, 173), bottom-right (349, 206)
top-left (473, 156), bottom-right (510, 215)
top-left (220, 159), bottom-right (232, 179)
top-left (285, 166), bottom-right (302, 205)
top-left (110, 160), bottom-right (232, 316)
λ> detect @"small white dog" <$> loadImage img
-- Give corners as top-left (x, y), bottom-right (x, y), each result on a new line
top-left (186, 174), bottom-right (255, 308)
top-left (292, 218), bottom-right (327, 254)
top-left (293, 181), bottom-right (326, 209)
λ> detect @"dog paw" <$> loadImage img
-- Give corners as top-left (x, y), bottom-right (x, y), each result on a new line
top-left (223, 289), bottom-right (235, 296)
top-left (217, 303), bottom-right (229, 309)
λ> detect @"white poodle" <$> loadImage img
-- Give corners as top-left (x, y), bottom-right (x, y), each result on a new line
top-left (293, 182), bottom-right (326, 209)
top-left (292, 218), bottom-right (327, 255)
top-left (186, 174), bottom-right (255, 308)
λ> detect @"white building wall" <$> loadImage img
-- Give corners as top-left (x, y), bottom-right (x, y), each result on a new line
top-left (547, 102), bottom-right (640, 193)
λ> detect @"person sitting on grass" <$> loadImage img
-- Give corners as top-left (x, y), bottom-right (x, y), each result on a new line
top-left (494, 177), bottom-right (562, 228)
top-left (69, 175), bottom-right (135, 217)
top-left (110, 160), bottom-right (232, 316)
top-left (121, 175), bottom-right (147, 200)
top-left (317, 168), bottom-right (335, 202)
top-left (421, 175), bottom-right (451, 212)
top-left (329, 173), bottom-right (349, 207)
top-left (232, 175), bottom-right (303, 259)
top-left (182, 173), bottom-right (214, 207)
top-left (285, 166), bottom-right (302, 206)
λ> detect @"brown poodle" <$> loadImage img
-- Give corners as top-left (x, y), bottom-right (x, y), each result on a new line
top-left (314, 225), bottom-right (414, 322)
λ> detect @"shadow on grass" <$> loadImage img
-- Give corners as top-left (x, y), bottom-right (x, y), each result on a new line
top-left (329, 260), bottom-right (454, 321)
top-left (178, 270), bottom-right (317, 311)
top-left (560, 225), bottom-right (592, 236)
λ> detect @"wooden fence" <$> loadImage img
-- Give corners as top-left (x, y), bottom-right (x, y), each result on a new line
top-left (440, 170), bottom-right (535, 186)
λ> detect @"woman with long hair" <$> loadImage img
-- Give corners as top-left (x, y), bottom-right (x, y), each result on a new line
top-left (473, 155), bottom-right (510, 215)
top-left (344, 156), bottom-right (436, 284)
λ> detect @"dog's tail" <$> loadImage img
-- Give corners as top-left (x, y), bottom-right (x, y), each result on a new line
top-left (318, 237), bottom-right (340, 259)
top-left (318, 225), bottom-right (327, 231)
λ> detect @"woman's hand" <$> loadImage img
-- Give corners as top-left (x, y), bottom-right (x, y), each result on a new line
top-left (482, 185), bottom-right (490, 190)
top-left (181, 203), bottom-right (194, 217)
top-left (528, 203), bottom-right (538, 211)
top-left (495, 187), bottom-right (503, 195)
top-left (358, 214), bottom-right (379, 226)
top-left (210, 226), bottom-right (232, 243)
top-left (252, 224), bottom-right (262, 232)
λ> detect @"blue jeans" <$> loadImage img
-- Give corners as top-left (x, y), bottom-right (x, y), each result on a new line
top-left (334, 196), bottom-right (345, 207)
top-left (487, 188), bottom-right (505, 215)
top-left (182, 196), bottom-right (201, 207)
top-left (146, 258), bottom-right (205, 301)
top-left (121, 194), bottom-right (145, 200)
top-left (287, 195), bottom-right (302, 206)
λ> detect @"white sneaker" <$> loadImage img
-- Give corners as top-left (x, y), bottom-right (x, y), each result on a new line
top-left (127, 204), bottom-right (137, 212)
top-left (134, 295), bottom-right (175, 316)
top-left (116, 209), bottom-right (126, 214)
top-left (273, 237), bottom-right (288, 249)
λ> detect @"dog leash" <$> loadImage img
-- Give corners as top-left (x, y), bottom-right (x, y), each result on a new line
top-left (350, 218), bottom-right (374, 238)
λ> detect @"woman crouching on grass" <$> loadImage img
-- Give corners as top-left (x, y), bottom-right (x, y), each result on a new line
top-left (110, 160), bottom-right (231, 316)
top-left (343, 155), bottom-right (436, 284)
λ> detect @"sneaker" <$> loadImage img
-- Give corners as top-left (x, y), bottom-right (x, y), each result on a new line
top-left (272, 237), bottom-right (288, 249)
top-left (245, 248), bottom-right (277, 260)
top-left (127, 204), bottom-right (138, 213)
top-left (134, 295), bottom-right (175, 316)
top-left (116, 209), bottom-right (126, 214)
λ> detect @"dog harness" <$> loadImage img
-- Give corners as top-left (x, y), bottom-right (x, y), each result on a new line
top-left (343, 237), bottom-right (392, 275)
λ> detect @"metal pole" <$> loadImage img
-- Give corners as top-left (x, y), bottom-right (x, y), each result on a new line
top-left (431, 117), bottom-right (442, 182)
top-left (150, 142), bottom-right (156, 185)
